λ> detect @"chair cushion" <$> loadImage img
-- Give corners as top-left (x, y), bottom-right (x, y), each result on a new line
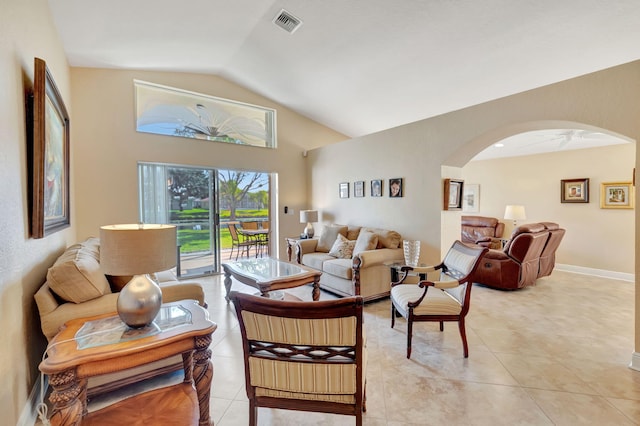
top-left (316, 225), bottom-right (348, 252)
top-left (353, 230), bottom-right (378, 256)
top-left (46, 237), bottom-right (112, 303)
top-left (328, 234), bottom-right (356, 259)
top-left (391, 285), bottom-right (462, 316)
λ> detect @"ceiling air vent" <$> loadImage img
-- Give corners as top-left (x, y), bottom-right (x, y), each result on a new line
top-left (273, 9), bottom-right (303, 34)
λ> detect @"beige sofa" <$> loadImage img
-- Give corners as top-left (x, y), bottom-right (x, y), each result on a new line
top-left (34, 237), bottom-right (206, 395)
top-left (289, 225), bottom-right (404, 301)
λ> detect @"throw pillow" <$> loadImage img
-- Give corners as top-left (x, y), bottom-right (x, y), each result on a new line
top-left (46, 237), bottom-right (112, 303)
top-left (362, 227), bottom-right (402, 249)
top-left (329, 234), bottom-right (356, 259)
top-left (353, 230), bottom-right (379, 256)
top-left (316, 225), bottom-right (348, 252)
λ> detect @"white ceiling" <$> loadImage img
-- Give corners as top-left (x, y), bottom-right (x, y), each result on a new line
top-left (48, 0), bottom-right (640, 157)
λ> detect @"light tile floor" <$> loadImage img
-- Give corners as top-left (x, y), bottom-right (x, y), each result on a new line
top-left (207, 270), bottom-right (640, 425)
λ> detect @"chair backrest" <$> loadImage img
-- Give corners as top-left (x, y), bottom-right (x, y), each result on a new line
top-left (537, 222), bottom-right (565, 278)
top-left (228, 223), bottom-right (240, 242)
top-left (440, 240), bottom-right (488, 308)
top-left (460, 216), bottom-right (504, 244)
top-left (242, 221), bottom-right (259, 230)
top-left (230, 291), bottom-right (365, 405)
top-left (503, 223), bottom-right (549, 286)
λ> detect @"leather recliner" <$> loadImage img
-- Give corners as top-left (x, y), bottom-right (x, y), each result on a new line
top-left (473, 223), bottom-right (550, 290)
top-left (461, 215), bottom-right (505, 249)
top-left (538, 222), bottom-right (566, 278)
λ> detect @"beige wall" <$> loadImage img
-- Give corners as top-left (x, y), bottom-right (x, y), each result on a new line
top-left (308, 62), bottom-right (640, 266)
top-left (70, 68), bottom-right (347, 258)
top-left (0, 1), bottom-right (76, 423)
top-left (462, 143), bottom-right (635, 275)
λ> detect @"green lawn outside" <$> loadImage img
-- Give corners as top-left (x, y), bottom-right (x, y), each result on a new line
top-left (174, 208), bottom-right (268, 253)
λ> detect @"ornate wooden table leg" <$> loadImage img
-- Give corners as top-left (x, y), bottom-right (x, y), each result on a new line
top-left (193, 334), bottom-right (213, 426)
top-left (48, 368), bottom-right (84, 426)
top-left (312, 275), bottom-right (320, 301)
top-left (224, 267), bottom-right (232, 302)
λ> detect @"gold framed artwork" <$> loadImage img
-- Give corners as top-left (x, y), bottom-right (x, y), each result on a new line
top-left (561, 178), bottom-right (589, 203)
top-left (600, 181), bottom-right (634, 209)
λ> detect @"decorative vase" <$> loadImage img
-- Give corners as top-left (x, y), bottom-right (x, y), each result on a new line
top-left (403, 240), bottom-right (420, 267)
top-left (117, 274), bottom-right (163, 328)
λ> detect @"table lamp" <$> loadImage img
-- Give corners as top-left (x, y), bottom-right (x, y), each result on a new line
top-left (504, 205), bottom-right (526, 228)
top-left (100, 224), bottom-right (177, 328)
top-left (299, 210), bottom-right (318, 238)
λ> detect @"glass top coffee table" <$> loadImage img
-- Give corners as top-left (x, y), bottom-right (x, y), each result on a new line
top-left (222, 257), bottom-right (322, 301)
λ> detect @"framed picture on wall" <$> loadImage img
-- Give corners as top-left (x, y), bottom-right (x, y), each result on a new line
top-left (339, 182), bottom-right (350, 198)
top-left (389, 178), bottom-right (403, 197)
top-left (561, 178), bottom-right (589, 203)
top-left (31, 57), bottom-right (71, 238)
top-left (354, 181), bottom-right (365, 197)
top-left (371, 179), bottom-right (383, 197)
top-left (443, 178), bottom-right (464, 210)
top-left (600, 181), bottom-right (634, 209)
top-left (462, 184), bottom-right (480, 212)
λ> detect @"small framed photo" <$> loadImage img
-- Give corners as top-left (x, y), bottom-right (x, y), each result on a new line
top-left (600, 181), bottom-right (634, 209)
top-left (389, 178), bottom-right (403, 197)
top-left (371, 179), bottom-right (383, 197)
top-left (339, 182), bottom-right (350, 199)
top-left (354, 181), bottom-right (365, 197)
top-left (443, 178), bottom-right (464, 210)
top-left (561, 178), bottom-right (589, 203)
top-left (462, 184), bottom-right (480, 212)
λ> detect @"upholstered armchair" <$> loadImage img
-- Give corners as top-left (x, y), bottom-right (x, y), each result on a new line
top-left (473, 223), bottom-right (550, 290)
top-left (390, 240), bottom-right (488, 359)
top-left (461, 215), bottom-right (505, 249)
top-left (230, 291), bottom-right (367, 426)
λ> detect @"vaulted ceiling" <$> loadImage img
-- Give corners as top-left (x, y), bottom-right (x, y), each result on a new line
top-left (48, 1), bottom-right (640, 156)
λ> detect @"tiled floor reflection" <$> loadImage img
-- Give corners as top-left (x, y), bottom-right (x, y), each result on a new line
top-left (207, 270), bottom-right (640, 425)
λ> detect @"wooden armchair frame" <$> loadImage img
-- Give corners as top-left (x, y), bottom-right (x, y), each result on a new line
top-left (390, 241), bottom-right (487, 358)
top-left (230, 291), bottom-right (366, 426)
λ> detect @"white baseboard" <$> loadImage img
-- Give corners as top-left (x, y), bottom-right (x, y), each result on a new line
top-left (629, 352), bottom-right (640, 371)
top-left (555, 263), bottom-right (634, 282)
top-left (17, 374), bottom-right (47, 426)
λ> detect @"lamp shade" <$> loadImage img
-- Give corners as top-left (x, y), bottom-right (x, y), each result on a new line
top-left (504, 205), bottom-right (526, 221)
top-left (300, 210), bottom-right (318, 224)
top-left (100, 224), bottom-right (177, 276)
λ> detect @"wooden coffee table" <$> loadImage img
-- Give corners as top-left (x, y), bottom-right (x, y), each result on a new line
top-left (39, 300), bottom-right (217, 426)
top-left (222, 257), bottom-right (322, 301)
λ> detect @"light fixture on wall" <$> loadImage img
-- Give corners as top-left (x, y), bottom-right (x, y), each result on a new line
top-left (299, 210), bottom-right (318, 238)
top-left (504, 205), bottom-right (526, 228)
top-left (100, 224), bottom-right (177, 328)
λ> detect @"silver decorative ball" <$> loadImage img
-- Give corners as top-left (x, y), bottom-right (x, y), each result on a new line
top-left (117, 275), bottom-right (163, 328)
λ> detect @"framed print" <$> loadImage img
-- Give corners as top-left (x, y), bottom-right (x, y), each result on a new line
top-left (339, 182), bottom-right (350, 198)
top-left (354, 181), bottom-right (365, 197)
top-left (389, 178), bottom-right (403, 197)
top-left (443, 178), bottom-right (464, 210)
top-left (371, 179), bottom-right (383, 197)
top-left (600, 181), bottom-right (634, 209)
top-left (32, 57), bottom-right (70, 238)
top-left (561, 178), bottom-right (589, 203)
top-left (462, 184), bottom-right (480, 212)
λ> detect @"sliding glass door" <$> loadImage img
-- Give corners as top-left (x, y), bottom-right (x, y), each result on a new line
top-left (139, 162), bottom-right (270, 278)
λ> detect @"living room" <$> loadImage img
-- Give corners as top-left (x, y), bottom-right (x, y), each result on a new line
top-left (2, 1), bottom-right (640, 425)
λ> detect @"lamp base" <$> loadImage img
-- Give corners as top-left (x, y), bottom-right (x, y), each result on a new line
top-left (303, 223), bottom-right (315, 238)
top-left (117, 274), bottom-right (163, 328)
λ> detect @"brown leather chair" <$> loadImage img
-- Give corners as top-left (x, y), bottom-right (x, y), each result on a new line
top-left (538, 222), bottom-right (565, 278)
top-left (461, 216), bottom-right (505, 249)
top-left (473, 223), bottom-right (549, 290)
